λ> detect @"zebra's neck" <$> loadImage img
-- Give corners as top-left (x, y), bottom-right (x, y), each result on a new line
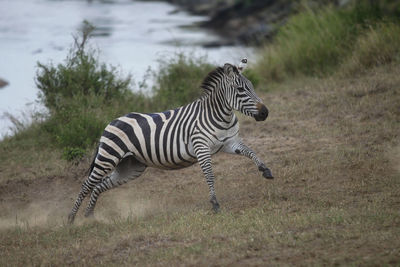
top-left (198, 90), bottom-right (235, 129)
top-left (197, 67), bottom-right (236, 129)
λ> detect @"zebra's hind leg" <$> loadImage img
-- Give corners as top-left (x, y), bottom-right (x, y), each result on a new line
top-left (68, 151), bottom-right (119, 224)
top-left (84, 156), bottom-right (147, 218)
top-left (68, 181), bottom-right (93, 224)
top-left (68, 173), bottom-right (110, 224)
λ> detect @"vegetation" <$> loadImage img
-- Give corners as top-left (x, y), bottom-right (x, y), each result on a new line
top-left (1, 1), bottom-right (400, 266)
top-left (19, 22), bottom-right (211, 161)
top-left (1, 63), bottom-right (399, 265)
top-left (34, 22), bottom-right (137, 159)
top-left (342, 21), bottom-right (400, 74)
top-left (151, 54), bottom-right (213, 109)
top-left (256, 2), bottom-right (400, 82)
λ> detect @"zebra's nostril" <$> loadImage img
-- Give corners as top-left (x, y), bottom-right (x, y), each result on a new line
top-left (260, 105), bottom-right (268, 117)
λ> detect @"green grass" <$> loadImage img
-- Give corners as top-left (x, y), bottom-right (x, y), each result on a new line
top-left (342, 21), bottom-right (400, 75)
top-left (255, 2), bottom-right (398, 83)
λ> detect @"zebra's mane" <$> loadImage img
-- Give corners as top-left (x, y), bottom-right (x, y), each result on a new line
top-left (200, 67), bottom-right (225, 96)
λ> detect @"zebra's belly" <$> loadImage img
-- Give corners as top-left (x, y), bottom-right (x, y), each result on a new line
top-left (141, 142), bottom-right (198, 170)
top-left (147, 158), bottom-right (197, 170)
top-left (154, 160), bottom-right (197, 170)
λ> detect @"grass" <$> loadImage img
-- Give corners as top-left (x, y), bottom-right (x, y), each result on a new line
top-left (341, 21), bottom-right (400, 75)
top-left (1, 3), bottom-right (400, 265)
top-left (5, 207), bottom-right (395, 266)
top-left (255, 2), bottom-right (398, 82)
top-left (0, 63), bottom-right (399, 265)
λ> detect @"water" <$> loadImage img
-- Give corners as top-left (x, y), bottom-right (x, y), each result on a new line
top-left (0, 0), bottom-right (252, 138)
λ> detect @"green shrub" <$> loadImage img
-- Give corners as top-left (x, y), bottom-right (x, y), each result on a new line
top-left (35, 21), bottom-right (136, 159)
top-left (151, 54), bottom-right (213, 109)
top-left (243, 68), bottom-right (260, 88)
top-left (36, 22), bottom-right (132, 115)
top-left (63, 147), bottom-right (86, 161)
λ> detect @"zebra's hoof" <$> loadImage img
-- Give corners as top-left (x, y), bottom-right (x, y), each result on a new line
top-left (212, 204), bottom-right (220, 213)
top-left (258, 164), bottom-right (267, 172)
top-left (262, 168), bottom-right (274, 179)
top-left (84, 211), bottom-right (94, 218)
top-left (67, 213), bottom-right (75, 225)
top-left (211, 200), bottom-right (220, 213)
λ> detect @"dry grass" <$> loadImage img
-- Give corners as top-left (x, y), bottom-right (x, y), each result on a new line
top-left (0, 64), bottom-right (400, 266)
top-left (341, 22), bottom-right (400, 75)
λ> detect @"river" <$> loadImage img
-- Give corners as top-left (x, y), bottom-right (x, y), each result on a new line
top-left (0, 0), bottom-right (252, 138)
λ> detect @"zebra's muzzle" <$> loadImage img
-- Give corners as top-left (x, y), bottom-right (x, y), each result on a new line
top-left (255, 103), bottom-right (268, 121)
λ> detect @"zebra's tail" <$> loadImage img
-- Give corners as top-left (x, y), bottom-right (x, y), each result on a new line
top-left (86, 144), bottom-right (99, 177)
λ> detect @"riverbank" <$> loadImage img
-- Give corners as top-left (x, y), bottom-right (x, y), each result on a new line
top-left (164, 0), bottom-right (354, 45)
top-left (167, 0), bottom-right (296, 45)
top-left (167, 0), bottom-right (400, 46)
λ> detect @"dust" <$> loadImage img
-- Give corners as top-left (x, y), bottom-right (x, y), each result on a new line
top-left (0, 200), bottom-right (66, 229)
top-left (0, 183), bottom-right (162, 230)
top-left (387, 143), bottom-right (400, 174)
top-left (93, 188), bottom-right (162, 223)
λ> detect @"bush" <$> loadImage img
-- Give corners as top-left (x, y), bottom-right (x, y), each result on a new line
top-left (35, 21), bottom-right (137, 159)
top-left (151, 54), bottom-right (213, 109)
top-left (242, 68), bottom-right (261, 89)
top-left (36, 22), bottom-right (132, 114)
top-left (63, 147), bottom-right (86, 161)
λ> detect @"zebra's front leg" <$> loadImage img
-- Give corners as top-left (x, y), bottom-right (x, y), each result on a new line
top-left (227, 141), bottom-right (274, 179)
top-left (193, 143), bottom-right (220, 212)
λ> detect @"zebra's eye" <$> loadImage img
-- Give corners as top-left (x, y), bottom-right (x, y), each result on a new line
top-left (237, 87), bottom-right (245, 92)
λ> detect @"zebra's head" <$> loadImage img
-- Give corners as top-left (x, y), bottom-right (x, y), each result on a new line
top-left (223, 58), bottom-right (269, 121)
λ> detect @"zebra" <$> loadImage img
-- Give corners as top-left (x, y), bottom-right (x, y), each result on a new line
top-left (68, 58), bottom-right (273, 224)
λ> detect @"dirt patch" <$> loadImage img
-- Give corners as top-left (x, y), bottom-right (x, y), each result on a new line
top-left (0, 175), bottom-right (78, 228)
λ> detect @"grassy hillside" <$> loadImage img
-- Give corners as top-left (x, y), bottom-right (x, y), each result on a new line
top-left (1, 3), bottom-right (400, 266)
top-left (1, 63), bottom-right (399, 265)
top-left (256, 2), bottom-right (400, 82)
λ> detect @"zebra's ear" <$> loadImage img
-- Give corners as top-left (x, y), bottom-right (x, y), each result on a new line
top-left (237, 58), bottom-right (247, 73)
top-left (223, 63), bottom-right (238, 78)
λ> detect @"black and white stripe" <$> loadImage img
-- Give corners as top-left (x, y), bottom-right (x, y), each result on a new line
top-left (68, 59), bottom-right (273, 224)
